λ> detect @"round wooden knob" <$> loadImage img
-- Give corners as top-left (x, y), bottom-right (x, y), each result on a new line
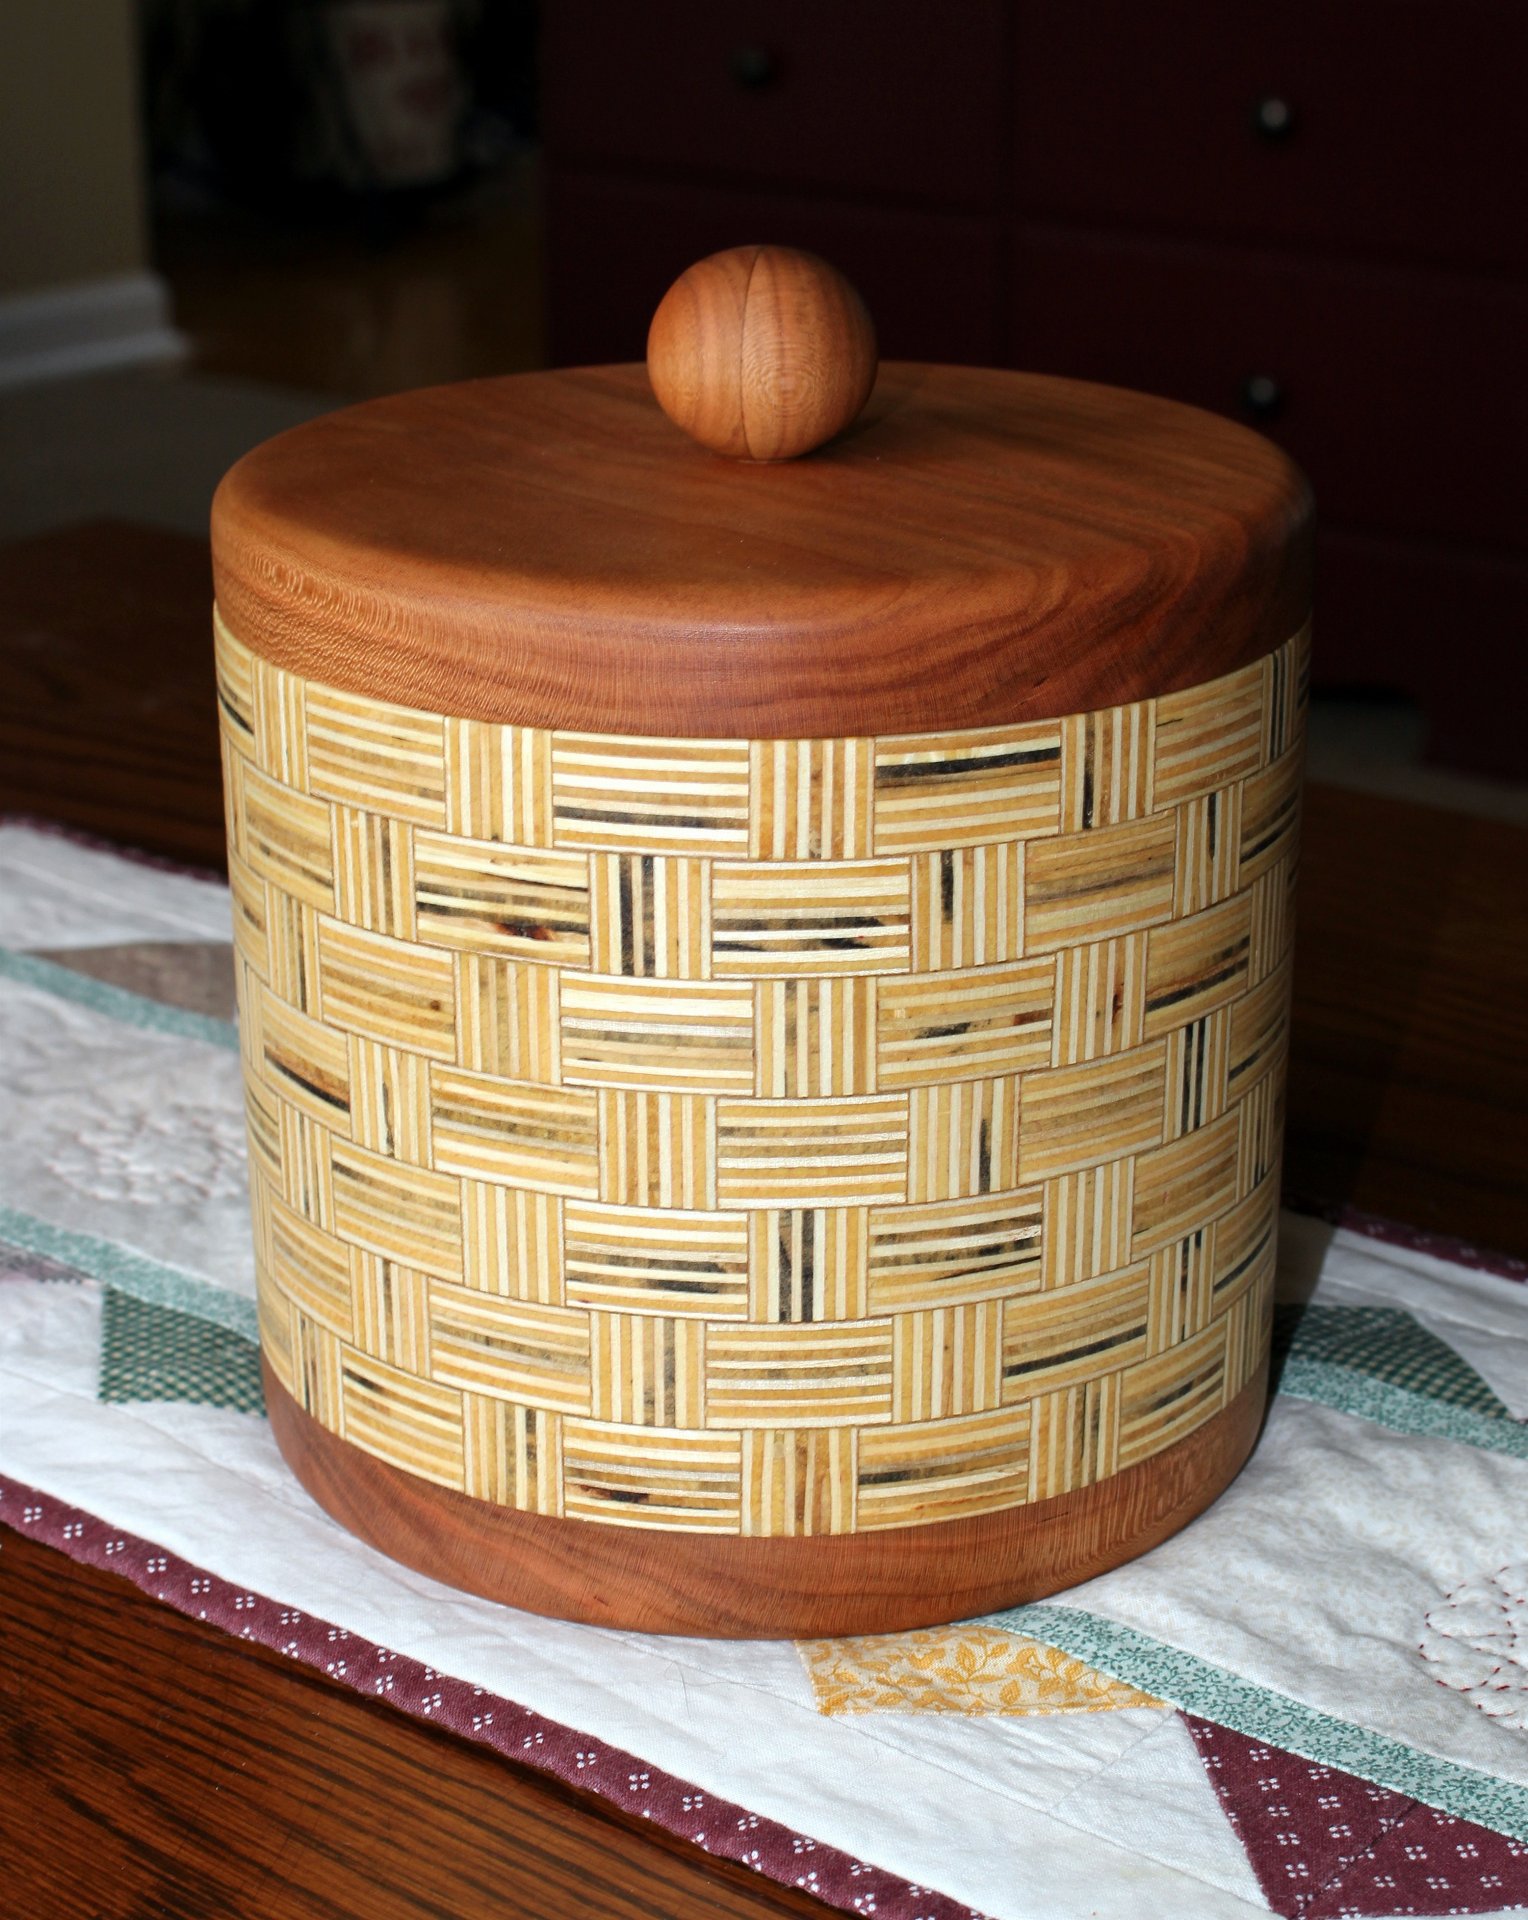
top-left (646, 246), bottom-right (878, 461)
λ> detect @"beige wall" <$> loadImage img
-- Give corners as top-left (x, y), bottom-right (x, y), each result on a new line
top-left (0, 2), bottom-right (150, 298)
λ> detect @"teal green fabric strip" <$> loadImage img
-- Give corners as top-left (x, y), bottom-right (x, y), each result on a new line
top-left (0, 949), bottom-right (238, 1052)
top-left (0, 1207), bottom-right (257, 1343)
top-left (1279, 1355), bottom-right (1528, 1460)
top-left (1276, 1301), bottom-right (1510, 1418)
top-left (100, 1287), bottom-right (264, 1414)
top-left (992, 1603), bottom-right (1528, 1842)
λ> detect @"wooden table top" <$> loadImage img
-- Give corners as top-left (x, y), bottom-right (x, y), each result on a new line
top-left (3, 518), bottom-right (1525, 1920)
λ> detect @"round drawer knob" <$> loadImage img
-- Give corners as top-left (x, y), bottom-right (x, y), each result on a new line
top-left (731, 45), bottom-right (777, 89)
top-left (1241, 372), bottom-right (1285, 419)
top-left (647, 245), bottom-right (878, 461)
top-left (1253, 94), bottom-right (1296, 140)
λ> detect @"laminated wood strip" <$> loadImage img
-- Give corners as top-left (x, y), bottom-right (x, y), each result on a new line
top-left (749, 737), bottom-right (874, 861)
top-left (711, 859), bottom-right (910, 978)
top-left (755, 977), bottom-right (877, 1098)
top-left (429, 1290), bottom-right (592, 1416)
top-left (1143, 894), bottom-right (1253, 1041)
top-left (866, 1190), bottom-right (1043, 1312)
top-left (227, 848), bottom-right (269, 981)
top-left (1058, 703), bottom-right (1154, 833)
top-left (1027, 1377), bottom-right (1122, 1502)
top-left (1118, 1319), bottom-right (1231, 1470)
top-left (878, 957), bottom-right (1053, 1087)
top-left (890, 1300), bottom-right (1004, 1422)
top-left (705, 1322), bottom-right (895, 1429)
top-left (331, 807), bottom-right (415, 940)
top-left (856, 1402), bottom-right (1033, 1532)
top-left (431, 1068), bottom-right (600, 1198)
top-left (1162, 1009), bottom-right (1232, 1142)
top-left (459, 1180), bottom-right (565, 1304)
top-left (1024, 812), bottom-right (1177, 954)
top-left (908, 840), bottom-right (1024, 972)
top-left (551, 735), bottom-right (751, 854)
top-left (560, 1421), bottom-right (743, 1532)
top-left (251, 652), bottom-right (309, 791)
top-left (588, 852), bottom-right (711, 979)
top-left (560, 975), bottom-right (754, 1094)
top-left (306, 685), bottom-right (445, 827)
top-left (461, 1395), bottom-right (563, 1512)
top-left (453, 953), bottom-right (560, 1083)
top-left (1050, 934), bottom-right (1146, 1066)
top-left (905, 1076), bottom-right (1020, 1203)
top-left (597, 1090), bottom-right (716, 1209)
top-left (347, 1037), bottom-right (432, 1165)
top-left (339, 1351), bottom-right (465, 1489)
top-left (873, 722), bottom-right (1063, 853)
top-left (565, 1202), bottom-right (749, 1319)
top-left (1146, 1232), bottom-right (1217, 1356)
top-left (241, 761), bottom-right (334, 912)
top-left (316, 918), bottom-right (457, 1060)
top-left (740, 1427), bottom-right (856, 1537)
top-left (1173, 783), bottom-right (1244, 917)
top-left (1001, 1265), bottom-right (1152, 1399)
top-left (1040, 1163), bottom-right (1134, 1289)
top-left (414, 833), bottom-right (590, 966)
top-left (442, 717), bottom-right (554, 847)
top-left (329, 1141), bottom-right (465, 1283)
top-left (1153, 659), bottom-right (1266, 810)
top-left (1131, 1110), bottom-right (1242, 1259)
top-left (747, 1208), bottom-right (870, 1324)
top-left (717, 1095), bottom-right (907, 1209)
top-left (352, 1253), bottom-right (432, 1373)
top-left (1016, 1043), bottom-right (1167, 1185)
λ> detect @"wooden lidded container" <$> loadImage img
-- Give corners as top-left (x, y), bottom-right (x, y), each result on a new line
top-left (212, 250), bottom-right (1311, 1638)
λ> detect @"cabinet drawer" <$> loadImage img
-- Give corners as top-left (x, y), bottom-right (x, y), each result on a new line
top-left (542, 0), bottom-right (1006, 207)
top-left (548, 171), bottom-right (1004, 368)
top-left (1013, 1), bottom-right (1528, 272)
top-left (1008, 231), bottom-right (1528, 552)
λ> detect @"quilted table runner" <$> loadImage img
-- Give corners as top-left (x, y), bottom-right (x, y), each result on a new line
top-left (2, 822), bottom-right (1525, 1920)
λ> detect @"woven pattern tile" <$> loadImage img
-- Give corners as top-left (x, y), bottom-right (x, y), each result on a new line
top-left (220, 612), bottom-right (1308, 1535)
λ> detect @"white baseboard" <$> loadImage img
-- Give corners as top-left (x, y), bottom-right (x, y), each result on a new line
top-left (0, 272), bottom-right (188, 392)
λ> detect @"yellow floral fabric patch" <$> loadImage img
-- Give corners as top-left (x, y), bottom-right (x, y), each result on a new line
top-left (799, 1626), bottom-right (1162, 1717)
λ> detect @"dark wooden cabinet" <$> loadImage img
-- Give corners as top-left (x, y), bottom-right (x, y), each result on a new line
top-left (542, 1), bottom-right (1528, 775)
top-left (542, 0), bottom-right (1007, 209)
top-left (1010, 2), bottom-right (1526, 274)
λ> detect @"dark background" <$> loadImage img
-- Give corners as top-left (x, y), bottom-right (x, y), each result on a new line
top-left (13, 1), bottom-right (1528, 779)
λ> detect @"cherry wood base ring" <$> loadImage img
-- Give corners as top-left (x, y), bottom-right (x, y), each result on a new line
top-left (264, 1356), bottom-right (1269, 1638)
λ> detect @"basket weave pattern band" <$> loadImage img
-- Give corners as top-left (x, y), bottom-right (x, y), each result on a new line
top-left (218, 614), bottom-right (1307, 1538)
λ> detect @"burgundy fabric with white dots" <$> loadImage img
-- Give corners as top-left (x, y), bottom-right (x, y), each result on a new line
top-left (1186, 1716), bottom-right (1528, 1917)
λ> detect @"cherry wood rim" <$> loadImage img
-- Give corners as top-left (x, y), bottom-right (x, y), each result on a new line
top-left (265, 1356), bottom-right (1269, 1638)
top-left (212, 363), bottom-right (1312, 738)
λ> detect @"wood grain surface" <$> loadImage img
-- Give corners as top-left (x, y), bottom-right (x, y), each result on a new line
top-left (211, 362), bottom-right (1312, 736)
top-left (0, 1526), bottom-right (828, 1920)
top-left (266, 1358), bottom-right (1267, 1636)
top-left (0, 522), bottom-right (227, 868)
top-left (4, 517), bottom-right (1527, 1920)
top-left (646, 245), bottom-right (878, 460)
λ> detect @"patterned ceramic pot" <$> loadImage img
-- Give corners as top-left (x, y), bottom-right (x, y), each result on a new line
top-left (211, 262), bottom-right (1311, 1636)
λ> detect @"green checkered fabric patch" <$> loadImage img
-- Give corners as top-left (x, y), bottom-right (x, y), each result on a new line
top-left (1274, 1303), bottom-right (1509, 1419)
top-left (99, 1285), bottom-right (265, 1415)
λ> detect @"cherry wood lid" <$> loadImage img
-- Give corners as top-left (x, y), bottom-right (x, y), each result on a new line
top-left (211, 362), bottom-right (1312, 738)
